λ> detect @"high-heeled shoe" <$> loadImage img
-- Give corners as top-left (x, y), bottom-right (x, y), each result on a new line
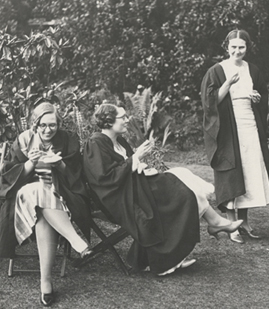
top-left (71, 247), bottom-right (93, 268)
top-left (207, 219), bottom-right (243, 240)
top-left (239, 226), bottom-right (261, 239)
top-left (40, 291), bottom-right (54, 307)
top-left (229, 230), bottom-right (245, 244)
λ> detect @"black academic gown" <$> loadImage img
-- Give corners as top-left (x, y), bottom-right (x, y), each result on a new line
top-left (83, 132), bottom-right (200, 274)
top-left (201, 62), bottom-right (269, 211)
top-left (0, 129), bottom-right (92, 258)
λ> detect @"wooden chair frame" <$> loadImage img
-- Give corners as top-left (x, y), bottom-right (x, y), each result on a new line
top-left (85, 186), bottom-right (131, 276)
top-left (7, 239), bottom-right (71, 278)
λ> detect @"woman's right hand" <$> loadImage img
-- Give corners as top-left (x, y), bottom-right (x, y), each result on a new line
top-left (28, 149), bottom-right (45, 166)
top-left (227, 72), bottom-right (240, 86)
top-left (134, 140), bottom-right (154, 160)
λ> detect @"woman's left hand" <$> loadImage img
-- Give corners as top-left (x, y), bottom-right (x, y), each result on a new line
top-left (41, 151), bottom-right (62, 167)
top-left (250, 90), bottom-right (261, 104)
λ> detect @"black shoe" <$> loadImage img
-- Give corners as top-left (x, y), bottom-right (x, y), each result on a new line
top-left (71, 247), bottom-right (93, 268)
top-left (40, 291), bottom-right (54, 307)
top-left (239, 226), bottom-right (261, 239)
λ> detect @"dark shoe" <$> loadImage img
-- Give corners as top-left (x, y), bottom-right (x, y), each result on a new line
top-left (40, 291), bottom-right (54, 307)
top-left (239, 226), bottom-right (261, 239)
top-left (208, 219), bottom-right (243, 240)
top-left (229, 231), bottom-right (245, 244)
top-left (71, 247), bottom-right (93, 268)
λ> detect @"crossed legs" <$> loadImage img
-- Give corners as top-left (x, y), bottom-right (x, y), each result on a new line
top-left (36, 208), bottom-right (89, 294)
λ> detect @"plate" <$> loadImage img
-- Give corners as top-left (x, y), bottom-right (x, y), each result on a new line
top-left (143, 168), bottom-right (158, 176)
top-left (41, 155), bottom-right (62, 163)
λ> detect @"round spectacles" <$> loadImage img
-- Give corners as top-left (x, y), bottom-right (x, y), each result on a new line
top-left (116, 114), bottom-right (129, 120)
top-left (38, 123), bottom-right (57, 130)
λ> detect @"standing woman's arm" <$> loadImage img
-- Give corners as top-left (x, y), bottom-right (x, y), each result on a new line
top-left (218, 72), bottom-right (240, 103)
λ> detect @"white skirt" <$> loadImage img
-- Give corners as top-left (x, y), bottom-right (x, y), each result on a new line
top-left (14, 179), bottom-right (68, 245)
top-left (228, 99), bottom-right (269, 209)
top-left (165, 167), bottom-right (213, 218)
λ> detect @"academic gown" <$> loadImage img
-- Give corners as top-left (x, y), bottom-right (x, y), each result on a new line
top-left (83, 132), bottom-right (200, 274)
top-left (201, 62), bottom-right (269, 211)
top-left (0, 129), bottom-right (92, 258)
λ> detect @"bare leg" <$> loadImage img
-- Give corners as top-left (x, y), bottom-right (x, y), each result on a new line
top-left (40, 209), bottom-right (88, 253)
top-left (35, 213), bottom-right (58, 294)
top-left (203, 207), bottom-right (231, 226)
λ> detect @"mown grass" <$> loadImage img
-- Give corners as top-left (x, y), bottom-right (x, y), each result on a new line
top-left (1, 150), bottom-right (269, 309)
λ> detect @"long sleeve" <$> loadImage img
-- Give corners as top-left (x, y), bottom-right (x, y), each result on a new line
top-left (201, 66), bottom-right (221, 165)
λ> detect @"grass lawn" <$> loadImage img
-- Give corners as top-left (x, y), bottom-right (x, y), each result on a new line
top-left (1, 145), bottom-right (269, 309)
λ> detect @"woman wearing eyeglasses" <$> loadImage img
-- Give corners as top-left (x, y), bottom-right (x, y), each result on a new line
top-left (0, 102), bottom-right (92, 306)
top-left (83, 103), bottom-right (243, 276)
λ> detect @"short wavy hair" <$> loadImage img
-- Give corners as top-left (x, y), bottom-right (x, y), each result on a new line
top-left (94, 103), bottom-right (118, 129)
top-left (222, 29), bottom-right (254, 52)
top-left (31, 102), bottom-right (62, 132)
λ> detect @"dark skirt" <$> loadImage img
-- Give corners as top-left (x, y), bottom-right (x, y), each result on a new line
top-left (127, 173), bottom-right (200, 274)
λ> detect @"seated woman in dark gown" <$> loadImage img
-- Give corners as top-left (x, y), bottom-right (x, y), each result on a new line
top-left (83, 103), bottom-right (243, 276)
top-left (0, 102), bottom-right (92, 306)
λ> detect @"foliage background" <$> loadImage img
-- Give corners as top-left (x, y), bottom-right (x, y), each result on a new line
top-left (1, 0), bottom-right (269, 149)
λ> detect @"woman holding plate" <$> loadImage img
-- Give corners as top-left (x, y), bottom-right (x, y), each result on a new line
top-left (0, 102), bottom-right (92, 306)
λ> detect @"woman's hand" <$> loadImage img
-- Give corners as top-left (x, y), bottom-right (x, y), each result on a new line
top-left (132, 140), bottom-right (154, 172)
top-left (28, 148), bottom-right (45, 166)
top-left (250, 90), bottom-right (261, 104)
top-left (41, 151), bottom-right (62, 165)
top-left (227, 72), bottom-right (240, 86)
top-left (218, 72), bottom-right (240, 104)
top-left (134, 140), bottom-right (154, 161)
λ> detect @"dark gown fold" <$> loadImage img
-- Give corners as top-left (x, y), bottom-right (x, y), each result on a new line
top-left (83, 132), bottom-right (200, 274)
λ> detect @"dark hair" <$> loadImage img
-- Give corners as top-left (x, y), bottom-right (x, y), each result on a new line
top-left (94, 103), bottom-right (118, 129)
top-left (222, 29), bottom-right (254, 52)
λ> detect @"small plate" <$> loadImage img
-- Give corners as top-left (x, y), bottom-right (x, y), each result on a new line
top-left (144, 168), bottom-right (158, 176)
top-left (41, 155), bottom-right (62, 163)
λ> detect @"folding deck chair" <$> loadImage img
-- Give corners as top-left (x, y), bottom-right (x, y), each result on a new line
top-left (83, 184), bottom-right (131, 276)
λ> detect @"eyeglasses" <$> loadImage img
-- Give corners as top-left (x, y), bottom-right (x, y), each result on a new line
top-left (38, 123), bottom-right (57, 130)
top-left (116, 114), bottom-right (129, 120)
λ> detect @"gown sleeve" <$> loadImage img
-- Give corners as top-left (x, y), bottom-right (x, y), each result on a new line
top-left (0, 137), bottom-right (31, 199)
top-left (83, 138), bottom-right (133, 188)
top-left (201, 67), bottom-right (221, 165)
top-left (254, 68), bottom-right (268, 133)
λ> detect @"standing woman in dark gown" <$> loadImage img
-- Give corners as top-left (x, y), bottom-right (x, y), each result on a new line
top-left (201, 29), bottom-right (269, 243)
top-left (0, 102), bottom-right (92, 306)
top-left (83, 103), bottom-right (242, 276)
